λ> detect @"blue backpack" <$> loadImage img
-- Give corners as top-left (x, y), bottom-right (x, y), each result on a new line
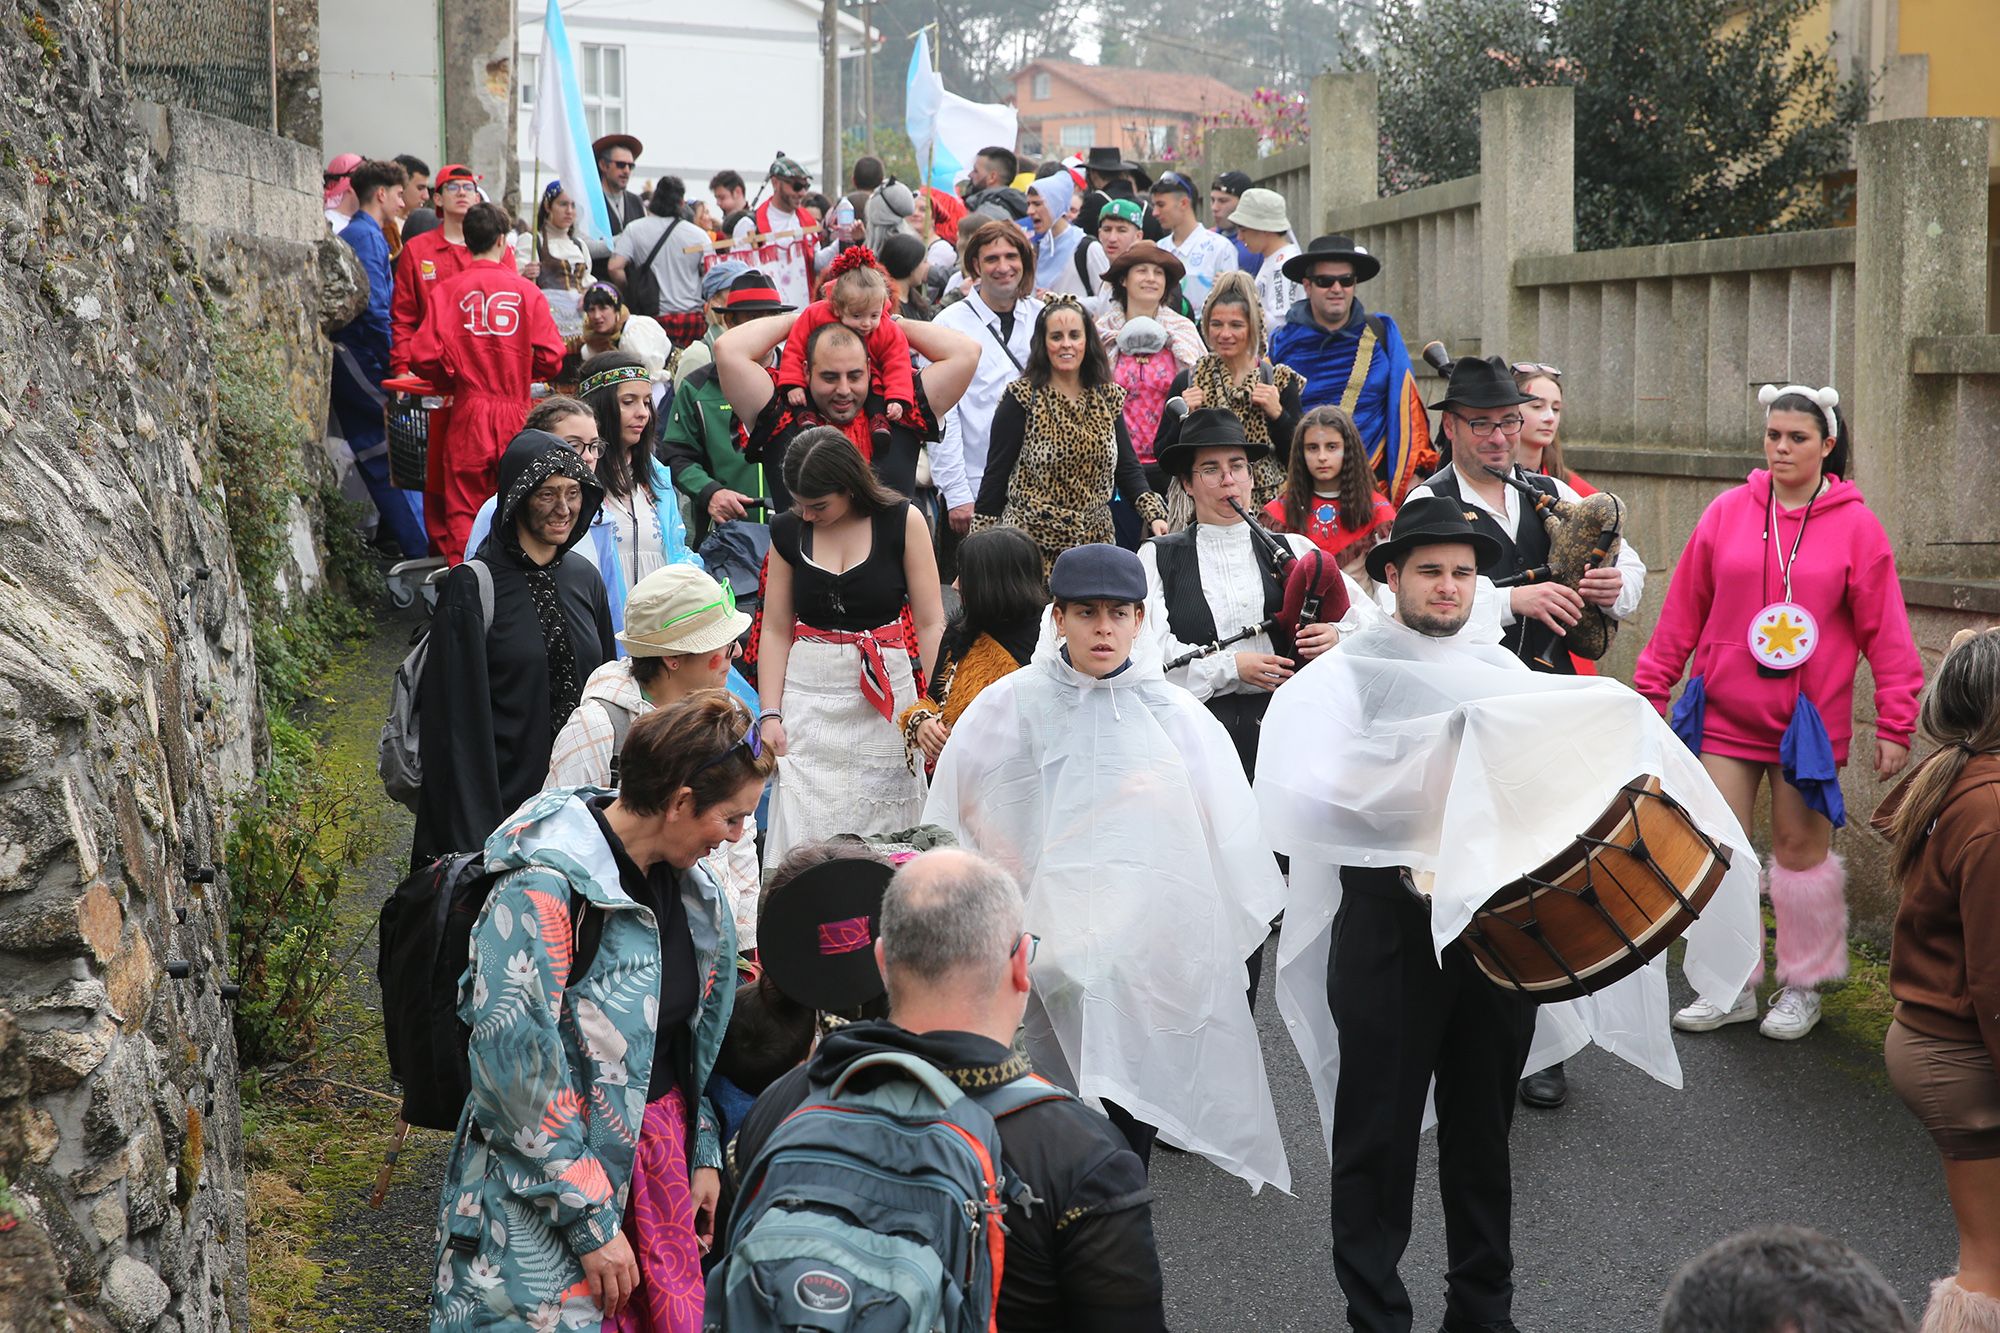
top-left (708, 1051), bottom-right (1066, 1332)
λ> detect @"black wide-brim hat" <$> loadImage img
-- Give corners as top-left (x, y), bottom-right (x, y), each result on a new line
top-left (1153, 406), bottom-right (1271, 478)
top-left (757, 859), bottom-right (894, 1012)
top-left (1367, 494), bottom-right (1505, 582)
top-left (1086, 145), bottom-right (1142, 174)
top-left (1427, 354), bottom-right (1536, 411)
top-left (1281, 233), bottom-right (1382, 284)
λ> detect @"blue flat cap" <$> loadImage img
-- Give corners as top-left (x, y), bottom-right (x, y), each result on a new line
top-left (701, 259), bottom-right (750, 300)
top-left (1049, 543), bottom-right (1148, 603)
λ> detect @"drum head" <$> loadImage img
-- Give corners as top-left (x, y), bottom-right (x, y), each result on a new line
top-left (757, 859), bottom-right (894, 1012)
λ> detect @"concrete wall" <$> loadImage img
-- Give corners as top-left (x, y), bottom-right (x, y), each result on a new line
top-left (1253, 75), bottom-right (2000, 946)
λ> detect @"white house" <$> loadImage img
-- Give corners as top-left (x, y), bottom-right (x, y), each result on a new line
top-left (516, 0), bottom-right (872, 205)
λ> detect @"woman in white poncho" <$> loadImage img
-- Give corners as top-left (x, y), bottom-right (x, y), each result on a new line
top-left (922, 542), bottom-right (1290, 1193)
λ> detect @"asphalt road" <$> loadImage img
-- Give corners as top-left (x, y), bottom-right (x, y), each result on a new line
top-left (1147, 940), bottom-right (1956, 1332)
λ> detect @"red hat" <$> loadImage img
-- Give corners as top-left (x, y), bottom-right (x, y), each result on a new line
top-left (592, 133), bottom-right (643, 160)
top-left (435, 163), bottom-right (481, 186)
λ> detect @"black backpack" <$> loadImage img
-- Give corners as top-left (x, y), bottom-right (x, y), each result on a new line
top-left (620, 220), bottom-right (679, 318)
top-left (377, 851), bottom-right (602, 1131)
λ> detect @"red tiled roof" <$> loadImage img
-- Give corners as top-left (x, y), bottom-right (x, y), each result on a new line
top-left (1017, 60), bottom-right (1252, 116)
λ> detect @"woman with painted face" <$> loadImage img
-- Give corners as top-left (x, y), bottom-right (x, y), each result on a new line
top-left (1635, 384), bottom-right (1922, 1042)
top-left (975, 296), bottom-right (1170, 572)
top-left (1154, 270), bottom-right (1306, 517)
top-left (580, 351), bottom-right (700, 594)
top-left (410, 430), bottom-right (617, 866)
top-left (757, 430), bottom-right (945, 863)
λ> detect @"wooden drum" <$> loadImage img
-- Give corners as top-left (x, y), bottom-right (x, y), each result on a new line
top-left (1461, 775), bottom-right (1732, 1003)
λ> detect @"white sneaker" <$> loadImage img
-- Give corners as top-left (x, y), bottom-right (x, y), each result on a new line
top-left (1672, 987), bottom-right (1759, 1032)
top-left (1759, 986), bottom-right (1822, 1040)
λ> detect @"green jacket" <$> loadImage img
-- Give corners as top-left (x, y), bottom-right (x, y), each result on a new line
top-left (660, 362), bottom-right (762, 542)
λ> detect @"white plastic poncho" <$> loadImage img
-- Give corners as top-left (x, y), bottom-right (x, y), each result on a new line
top-left (1256, 614), bottom-right (1762, 1156)
top-left (922, 631), bottom-right (1292, 1193)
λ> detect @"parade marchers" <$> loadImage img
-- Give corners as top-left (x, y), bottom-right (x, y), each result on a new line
top-left (321, 134), bottom-right (1993, 1333)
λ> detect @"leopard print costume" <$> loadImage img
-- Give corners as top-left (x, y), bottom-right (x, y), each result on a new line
top-left (974, 379), bottom-right (1168, 572)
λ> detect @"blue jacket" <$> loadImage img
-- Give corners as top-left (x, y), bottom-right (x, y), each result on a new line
top-left (429, 787), bottom-right (737, 1329)
top-left (1268, 299), bottom-right (1431, 501)
top-left (333, 211), bottom-right (393, 390)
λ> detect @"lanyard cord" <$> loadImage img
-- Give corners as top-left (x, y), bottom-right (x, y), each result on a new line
top-left (1764, 481), bottom-right (1821, 604)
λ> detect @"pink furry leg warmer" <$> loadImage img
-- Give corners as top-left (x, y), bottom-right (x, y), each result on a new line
top-left (1747, 861), bottom-right (1769, 990)
top-left (1922, 1277), bottom-right (2000, 1333)
top-left (1768, 852), bottom-right (1848, 989)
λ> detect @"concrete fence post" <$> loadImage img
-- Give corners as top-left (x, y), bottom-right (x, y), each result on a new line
top-left (1477, 86), bottom-right (1574, 365)
top-left (1309, 72), bottom-right (1378, 236)
top-left (1852, 117), bottom-right (1991, 582)
top-left (1203, 126), bottom-right (1259, 226)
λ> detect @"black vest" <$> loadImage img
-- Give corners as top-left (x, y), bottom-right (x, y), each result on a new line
top-left (1422, 465), bottom-right (1573, 673)
top-left (1151, 525), bottom-right (1293, 660)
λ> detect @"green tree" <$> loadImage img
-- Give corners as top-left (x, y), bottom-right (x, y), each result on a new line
top-left (1351, 0), bottom-right (1869, 249)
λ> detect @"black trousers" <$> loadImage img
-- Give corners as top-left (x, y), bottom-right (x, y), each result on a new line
top-left (1206, 691), bottom-right (1270, 782)
top-left (1327, 869), bottom-right (1538, 1333)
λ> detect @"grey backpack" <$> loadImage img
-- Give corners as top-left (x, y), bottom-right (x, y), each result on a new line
top-left (378, 559), bottom-right (493, 811)
top-left (709, 1050), bottom-right (1066, 1332)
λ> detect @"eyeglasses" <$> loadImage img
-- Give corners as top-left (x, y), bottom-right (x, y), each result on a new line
top-left (1308, 273), bottom-right (1358, 290)
top-left (438, 181), bottom-right (479, 195)
top-left (692, 716), bottom-right (763, 778)
top-left (1511, 362), bottom-right (1562, 379)
top-left (656, 583), bottom-right (738, 634)
top-left (564, 436), bottom-right (604, 461)
top-left (1011, 932), bottom-right (1040, 963)
top-left (1449, 410), bottom-right (1525, 437)
top-left (1193, 459), bottom-right (1251, 479)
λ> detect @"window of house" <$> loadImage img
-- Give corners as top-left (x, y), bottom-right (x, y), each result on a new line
top-left (1058, 122), bottom-right (1095, 152)
top-left (520, 53), bottom-right (537, 110)
top-left (1032, 72), bottom-right (1050, 100)
top-left (580, 44), bottom-right (624, 138)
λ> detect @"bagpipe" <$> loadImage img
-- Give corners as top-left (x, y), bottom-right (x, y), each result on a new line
top-left (1422, 343), bottom-right (1627, 669)
top-left (1163, 497), bottom-right (1353, 669)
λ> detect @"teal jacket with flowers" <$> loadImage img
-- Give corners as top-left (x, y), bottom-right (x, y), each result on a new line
top-left (428, 786), bottom-right (737, 1330)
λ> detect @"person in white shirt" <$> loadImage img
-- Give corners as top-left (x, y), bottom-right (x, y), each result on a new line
top-left (1232, 189), bottom-right (1304, 327)
top-left (1402, 354), bottom-right (1645, 670)
top-left (611, 177), bottom-right (709, 344)
top-left (1148, 170), bottom-right (1238, 310)
top-left (1028, 169), bottom-right (1107, 305)
top-left (729, 155), bottom-right (819, 311)
top-left (930, 220), bottom-right (1045, 548)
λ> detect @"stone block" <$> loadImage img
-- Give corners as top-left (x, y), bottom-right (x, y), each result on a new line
top-left (100, 1255), bottom-right (170, 1332)
top-left (1479, 86), bottom-right (1574, 361)
top-left (1310, 72), bottom-right (1378, 233)
top-left (23, 1014), bottom-right (115, 1091)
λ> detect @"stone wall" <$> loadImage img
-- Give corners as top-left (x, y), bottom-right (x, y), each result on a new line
top-left (0, 4), bottom-right (346, 1329)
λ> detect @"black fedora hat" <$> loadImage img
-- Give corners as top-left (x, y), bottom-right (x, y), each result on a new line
top-left (756, 858), bottom-right (894, 1012)
top-left (1367, 494), bottom-right (1505, 582)
top-left (1086, 145), bottom-right (1141, 174)
top-left (1427, 354), bottom-right (1535, 411)
top-left (721, 269), bottom-right (794, 314)
top-left (1281, 233), bottom-right (1382, 284)
top-left (1154, 406), bottom-right (1271, 478)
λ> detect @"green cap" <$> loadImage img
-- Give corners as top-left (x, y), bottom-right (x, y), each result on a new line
top-left (1098, 198), bottom-right (1144, 228)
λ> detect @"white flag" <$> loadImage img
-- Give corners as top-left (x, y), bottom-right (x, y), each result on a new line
top-left (529, 0), bottom-right (612, 246)
top-left (906, 31), bottom-right (1017, 191)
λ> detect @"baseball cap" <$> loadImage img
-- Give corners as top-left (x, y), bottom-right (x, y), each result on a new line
top-left (435, 163), bottom-right (482, 187)
top-left (1210, 170), bottom-right (1253, 197)
top-left (323, 152), bottom-right (363, 206)
top-left (1098, 198), bottom-right (1145, 228)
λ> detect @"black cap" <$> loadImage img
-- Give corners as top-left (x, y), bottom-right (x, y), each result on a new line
top-left (1049, 543), bottom-right (1148, 604)
top-left (757, 859), bottom-right (893, 1012)
top-left (1366, 495), bottom-right (1505, 581)
top-left (1211, 170), bottom-right (1253, 196)
top-left (1427, 355), bottom-right (1535, 411)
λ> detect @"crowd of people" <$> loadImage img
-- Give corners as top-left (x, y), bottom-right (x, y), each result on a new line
top-left (319, 137), bottom-right (1992, 1333)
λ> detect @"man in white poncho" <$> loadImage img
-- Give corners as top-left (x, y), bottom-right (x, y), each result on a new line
top-left (1256, 496), bottom-right (1761, 1333)
top-left (922, 543), bottom-right (1291, 1193)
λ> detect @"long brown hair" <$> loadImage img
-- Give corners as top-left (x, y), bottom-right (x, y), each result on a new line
top-left (783, 427), bottom-right (903, 515)
top-left (1512, 369), bottom-right (1572, 483)
top-left (1278, 406), bottom-right (1375, 535)
top-left (1885, 628), bottom-right (2000, 878)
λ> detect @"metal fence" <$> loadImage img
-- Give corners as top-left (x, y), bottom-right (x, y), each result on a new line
top-left (106, 0), bottom-right (275, 133)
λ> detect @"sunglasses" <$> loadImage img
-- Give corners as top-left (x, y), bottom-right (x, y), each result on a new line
top-left (1308, 273), bottom-right (1358, 290)
top-left (1511, 362), bottom-right (1562, 379)
top-left (656, 584), bottom-right (738, 634)
top-left (692, 715), bottom-right (763, 778)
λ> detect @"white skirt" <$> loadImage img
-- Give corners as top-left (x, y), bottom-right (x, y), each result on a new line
top-left (766, 637), bottom-right (927, 864)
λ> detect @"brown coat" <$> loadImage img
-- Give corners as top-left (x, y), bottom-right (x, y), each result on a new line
top-left (1879, 752), bottom-right (2000, 1064)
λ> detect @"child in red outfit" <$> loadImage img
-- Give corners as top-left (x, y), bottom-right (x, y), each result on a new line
top-left (776, 249), bottom-right (914, 447)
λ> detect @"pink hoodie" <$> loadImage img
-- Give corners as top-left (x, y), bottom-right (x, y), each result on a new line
top-left (1633, 469), bottom-right (1921, 765)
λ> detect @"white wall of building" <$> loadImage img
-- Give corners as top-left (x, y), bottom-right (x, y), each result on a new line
top-left (319, 0), bottom-right (444, 164)
top-left (516, 0), bottom-right (867, 207)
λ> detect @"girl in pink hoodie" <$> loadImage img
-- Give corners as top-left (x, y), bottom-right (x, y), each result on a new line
top-left (1635, 384), bottom-right (1921, 1041)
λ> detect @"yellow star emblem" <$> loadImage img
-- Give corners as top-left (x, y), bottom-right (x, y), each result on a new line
top-left (1760, 612), bottom-right (1808, 657)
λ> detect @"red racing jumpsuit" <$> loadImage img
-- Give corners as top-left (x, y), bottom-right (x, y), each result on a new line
top-left (406, 258), bottom-right (565, 563)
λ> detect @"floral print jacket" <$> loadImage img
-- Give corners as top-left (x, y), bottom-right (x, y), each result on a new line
top-left (429, 786), bottom-right (737, 1330)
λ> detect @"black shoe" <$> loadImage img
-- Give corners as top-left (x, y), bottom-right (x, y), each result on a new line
top-left (1439, 1319), bottom-right (1521, 1332)
top-left (1518, 1061), bottom-right (1567, 1109)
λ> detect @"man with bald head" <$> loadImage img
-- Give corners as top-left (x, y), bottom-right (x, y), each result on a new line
top-left (731, 849), bottom-right (1168, 1331)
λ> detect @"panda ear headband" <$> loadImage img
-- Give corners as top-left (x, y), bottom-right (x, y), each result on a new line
top-left (1759, 382), bottom-right (1840, 442)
